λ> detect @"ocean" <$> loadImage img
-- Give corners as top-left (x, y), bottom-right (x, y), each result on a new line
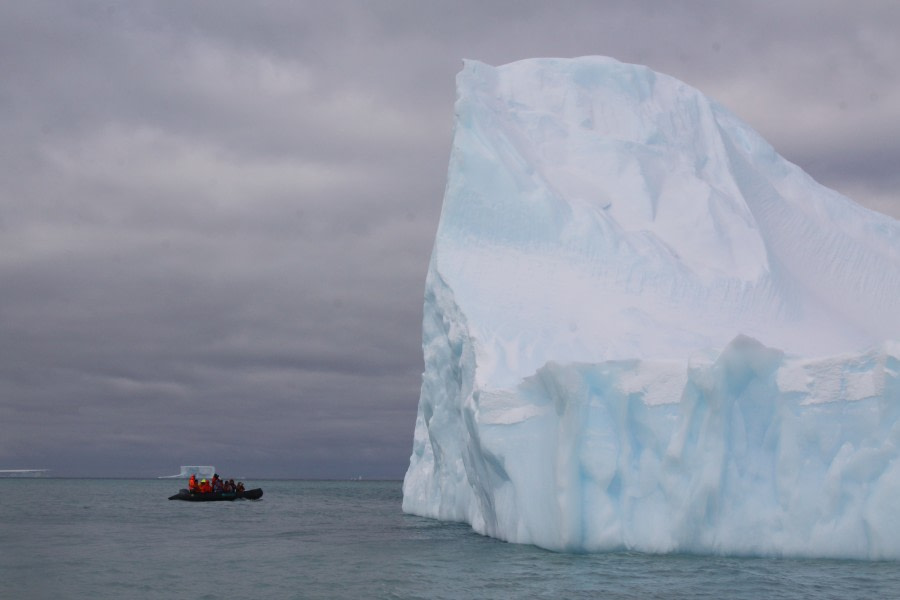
top-left (2, 479), bottom-right (898, 599)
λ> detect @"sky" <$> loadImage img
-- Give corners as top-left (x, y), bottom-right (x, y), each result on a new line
top-left (1, 1), bottom-right (898, 479)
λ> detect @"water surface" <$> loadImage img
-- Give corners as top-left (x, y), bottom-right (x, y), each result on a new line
top-left (1, 479), bottom-right (897, 599)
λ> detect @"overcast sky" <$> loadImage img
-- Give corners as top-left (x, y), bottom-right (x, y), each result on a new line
top-left (1, 1), bottom-right (898, 479)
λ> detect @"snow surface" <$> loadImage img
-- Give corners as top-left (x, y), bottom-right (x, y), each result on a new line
top-left (402, 57), bottom-right (900, 558)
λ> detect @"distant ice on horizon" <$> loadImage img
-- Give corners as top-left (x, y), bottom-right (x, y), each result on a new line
top-left (158, 466), bottom-right (216, 479)
top-left (402, 56), bottom-right (900, 559)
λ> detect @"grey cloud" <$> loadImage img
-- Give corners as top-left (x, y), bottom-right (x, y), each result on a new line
top-left (1, 1), bottom-right (897, 477)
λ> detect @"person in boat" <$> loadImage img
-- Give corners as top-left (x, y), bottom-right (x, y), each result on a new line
top-left (223, 479), bottom-right (234, 493)
top-left (199, 478), bottom-right (212, 493)
top-left (236, 481), bottom-right (245, 493)
top-left (212, 473), bottom-right (224, 493)
top-left (188, 474), bottom-right (198, 493)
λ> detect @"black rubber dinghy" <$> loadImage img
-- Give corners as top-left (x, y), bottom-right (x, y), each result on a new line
top-left (168, 488), bottom-right (263, 501)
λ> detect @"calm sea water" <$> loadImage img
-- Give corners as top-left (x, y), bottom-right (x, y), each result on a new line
top-left (1, 479), bottom-right (899, 599)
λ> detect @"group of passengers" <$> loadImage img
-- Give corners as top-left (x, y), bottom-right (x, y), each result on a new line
top-left (187, 473), bottom-right (244, 495)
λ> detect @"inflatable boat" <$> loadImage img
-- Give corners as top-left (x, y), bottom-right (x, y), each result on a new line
top-left (168, 488), bottom-right (263, 501)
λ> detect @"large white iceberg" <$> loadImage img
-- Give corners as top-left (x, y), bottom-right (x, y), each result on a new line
top-left (402, 57), bottom-right (900, 559)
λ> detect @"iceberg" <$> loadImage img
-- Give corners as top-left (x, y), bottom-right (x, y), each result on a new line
top-left (402, 57), bottom-right (900, 559)
top-left (0, 469), bottom-right (49, 478)
top-left (158, 466), bottom-right (215, 479)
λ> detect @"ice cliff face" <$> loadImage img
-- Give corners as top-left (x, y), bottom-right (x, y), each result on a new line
top-left (402, 57), bottom-right (900, 558)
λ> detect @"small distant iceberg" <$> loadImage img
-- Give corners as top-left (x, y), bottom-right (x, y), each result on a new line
top-left (0, 469), bottom-right (48, 478)
top-left (159, 466), bottom-right (215, 479)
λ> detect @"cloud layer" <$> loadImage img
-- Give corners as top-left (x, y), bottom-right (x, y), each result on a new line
top-left (1, 1), bottom-right (897, 477)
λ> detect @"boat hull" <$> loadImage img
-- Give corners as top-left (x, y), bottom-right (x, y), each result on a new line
top-left (168, 488), bottom-right (263, 501)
